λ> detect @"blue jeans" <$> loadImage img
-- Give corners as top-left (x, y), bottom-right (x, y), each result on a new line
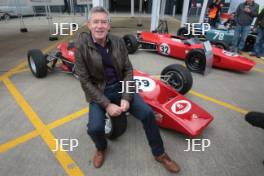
top-left (87, 82), bottom-right (165, 157)
top-left (232, 25), bottom-right (251, 51)
top-left (253, 27), bottom-right (264, 57)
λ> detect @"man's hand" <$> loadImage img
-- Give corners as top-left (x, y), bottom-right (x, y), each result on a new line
top-left (106, 103), bottom-right (122, 117)
top-left (120, 99), bottom-right (130, 112)
top-left (244, 7), bottom-right (251, 13)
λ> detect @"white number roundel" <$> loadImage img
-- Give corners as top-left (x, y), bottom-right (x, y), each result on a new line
top-left (171, 100), bottom-right (191, 114)
top-left (159, 43), bottom-right (170, 55)
top-left (134, 76), bottom-right (156, 92)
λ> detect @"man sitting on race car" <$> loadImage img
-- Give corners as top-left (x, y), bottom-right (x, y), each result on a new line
top-left (75, 6), bottom-right (180, 173)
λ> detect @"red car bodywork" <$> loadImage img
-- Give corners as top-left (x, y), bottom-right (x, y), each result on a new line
top-left (57, 42), bottom-right (75, 62)
top-left (134, 69), bottom-right (213, 137)
top-left (56, 41), bottom-right (213, 137)
top-left (139, 32), bottom-right (256, 72)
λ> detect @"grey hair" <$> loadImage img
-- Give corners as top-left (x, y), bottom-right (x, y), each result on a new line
top-left (88, 6), bottom-right (110, 22)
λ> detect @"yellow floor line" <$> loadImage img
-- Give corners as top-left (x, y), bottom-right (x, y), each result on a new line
top-left (47, 108), bottom-right (88, 130)
top-left (0, 107), bottom-right (88, 153)
top-left (253, 68), bottom-right (264, 73)
top-left (189, 90), bottom-right (248, 115)
top-left (248, 58), bottom-right (264, 65)
top-left (0, 130), bottom-right (39, 153)
top-left (2, 77), bottom-right (84, 176)
top-left (10, 68), bottom-right (30, 75)
top-left (241, 52), bottom-right (264, 65)
top-left (249, 57), bottom-right (264, 65)
top-left (0, 61), bottom-right (28, 81)
top-left (0, 33), bottom-right (74, 82)
top-left (154, 76), bottom-right (249, 114)
top-left (0, 88), bottom-right (250, 155)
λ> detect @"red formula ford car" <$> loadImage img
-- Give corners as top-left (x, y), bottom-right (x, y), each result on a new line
top-left (27, 40), bottom-right (213, 138)
top-left (122, 21), bottom-right (256, 73)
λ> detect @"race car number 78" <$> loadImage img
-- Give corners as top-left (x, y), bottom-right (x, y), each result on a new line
top-left (213, 31), bottom-right (224, 40)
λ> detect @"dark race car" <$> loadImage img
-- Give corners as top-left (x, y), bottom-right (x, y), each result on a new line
top-left (123, 21), bottom-right (256, 74)
top-left (177, 12), bottom-right (257, 52)
top-left (27, 40), bottom-right (213, 138)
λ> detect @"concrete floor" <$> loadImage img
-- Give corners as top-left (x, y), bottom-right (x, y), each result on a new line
top-left (0, 14), bottom-right (264, 176)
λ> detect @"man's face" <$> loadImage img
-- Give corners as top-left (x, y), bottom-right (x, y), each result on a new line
top-left (246, 0), bottom-right (253, 4)
top-left (88, 12), bottom-right (110, 42)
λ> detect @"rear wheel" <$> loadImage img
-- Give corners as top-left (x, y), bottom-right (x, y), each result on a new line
top-left (123, 34), bottom-right (139, 54)
top-left (105, 113), bottom-right (127, 140)
top-left (3, 13), bottom-right (10, 20)
top-left (161, 64), bottom-right (193, 95)
top-left (27, 49), bottom-right (47, 78)
top-left (243, 35), bottom-right (256, 52)
top-left (185, 49), bottom-right (206, 74)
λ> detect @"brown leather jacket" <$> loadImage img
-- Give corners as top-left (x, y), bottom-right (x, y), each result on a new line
top-left (75, 32), bottom-right (134, 109)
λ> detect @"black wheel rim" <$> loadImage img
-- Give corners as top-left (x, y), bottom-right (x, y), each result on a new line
top-left (105, 118), bottom-right (112, 135)
top-left (4, 14), bottom-right (10, 20)
top-left (244, 37), bottom-right (255, 51)
top-left (246, 38), bottom-right (255, 46)
top-left (29, 56), bottom-right (37, 74)
top-left (161, 71), bottom-right (184, 91)
top-left (124, 38), bottom-right (132, 52)
top-left (187, 53), bottom-right (204, 71)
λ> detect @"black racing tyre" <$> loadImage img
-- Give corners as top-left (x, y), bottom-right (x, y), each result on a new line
top-left (123, 34), bottom-right (139, 54)
top-left (213, 41), bottom-right (230, 50)
top-left (49, 36), bottom-right (58, 41)
top-left (20, 28), bottom-right (28, 33)
top-left (243, 34), bottom-right (256, 52)
top-left (160, 64), bottom-right (193, 95)
top-left (185, 49), bottom-right (206, 74)
top-left (105, 113), bottom-right (127, 140)
top-left (177, 27), bottom-right (192, 38)
top-left (27, 49), bottom-right (47, 78)
top-left (4, 13), bottom-right (10, 20)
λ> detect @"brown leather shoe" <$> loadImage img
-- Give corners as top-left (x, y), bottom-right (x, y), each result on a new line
top-left (155, 153), bottom-right (180, 173)
top-left (93, 150), bottom-right (106, 168)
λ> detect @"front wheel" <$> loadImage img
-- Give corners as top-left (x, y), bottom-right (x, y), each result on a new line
top-left (185, 49), bottom-right (206, 74)
top-left (123, 34), bottom-right (139, 54)
top-left (243, 35), bottom-right (256, 52)
top-left (27, 49), bottom-right (47, 78)
top-left (160, 64), bottom-right (193, 95)
top-left (105, 113), bottom-right (127, 140)
top-left (3, 13), bottom-right (10, 20)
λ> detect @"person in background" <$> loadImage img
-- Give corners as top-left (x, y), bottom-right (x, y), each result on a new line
top-left (223, 13), bottom-right (236, 29)
top-left (143, 0), bottom-right (148, 14)
top-left (75, 6), bottom-right (181, 173)
top-left (63, 0), bottom-right (70, 14)
top-left (250, 8), bottom-right (264, 59)
top-left (231, 0), bottom-right (259, 53)
top-left (208, 0), bottom-right (224, 27)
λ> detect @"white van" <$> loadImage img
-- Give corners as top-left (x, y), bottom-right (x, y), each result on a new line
top-left (0, 0), bottom-right (34, 19)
